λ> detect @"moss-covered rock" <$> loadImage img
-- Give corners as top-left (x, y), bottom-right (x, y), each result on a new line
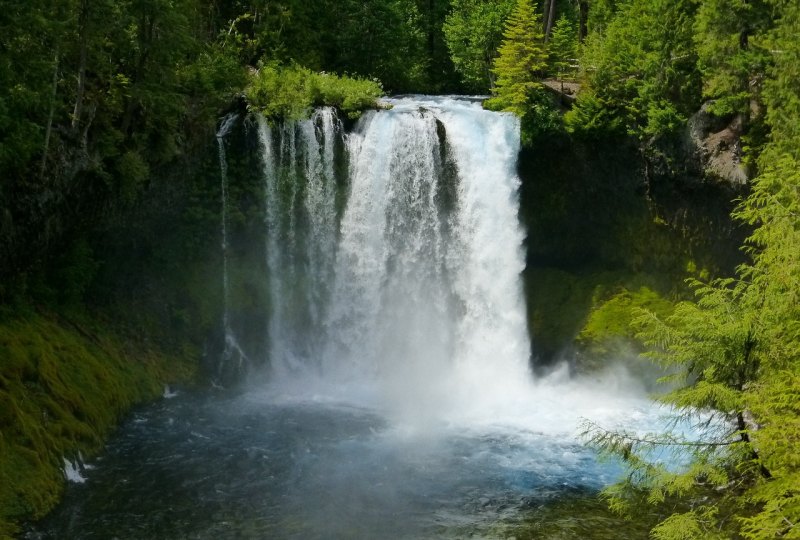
top-left (0, 309), bottom-right (197, 535)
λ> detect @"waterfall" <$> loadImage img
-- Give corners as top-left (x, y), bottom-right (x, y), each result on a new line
top-left (34, 98), bottom-right (671, 540)
top-left (216, 113), bottom-right (247, 381)
top-left (256, 97), bottom-right (532, 421)
top-left (258, 108), bottom-right (341, 376)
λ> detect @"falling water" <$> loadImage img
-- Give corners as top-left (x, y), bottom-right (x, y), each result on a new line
top-left (216, 113), bottom-right (247, 380)
top-left (257, 97), bottom-right (534, 424)
top-left (257, 108), bottom-right (342, 377)
top-left (300, 108), bottom-right (338, 331)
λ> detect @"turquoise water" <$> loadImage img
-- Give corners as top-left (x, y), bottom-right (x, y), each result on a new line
top-left (28, 373), bottom-right (668, 539)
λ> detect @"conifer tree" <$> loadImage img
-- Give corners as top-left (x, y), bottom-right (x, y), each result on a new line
top-left (484, 0), bottom-right (547, 116)
top-left (443, 0), bottom-right (516, 92)
top-left (565, 0), bottom-right (700, 138)
top-left (547, 15), bottom-right (578, 86)
top-left (693, 0), bottom-right (772, 118)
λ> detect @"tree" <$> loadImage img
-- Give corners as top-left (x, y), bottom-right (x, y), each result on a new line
top-left (694, 0), bottom-right (772, 118)
top-left (414, 0), bottom-right (462, 92)
top-left (586, 0), bottom-right (618, 35)
top-left (443, 0), bottom-right (516, 92)
top-left (567, 0), bottom-right (700, 138)
top-left (484, 0), bottom-right (547, 116)
top-left (547, 14), bottom-right (578, 85)
top-left (584, 5), bottom-right (800, 536)
top-left (585, 200), bottom-right (799, 537)
top-left (0, 0), bottom-right (72, 180)
top-left (760, 0), bottom-right (800, 158)
top-left (542, 0), bottom-right (557, 39)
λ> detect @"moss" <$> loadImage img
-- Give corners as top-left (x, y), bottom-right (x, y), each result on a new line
top-left (525, 267), bottom-right (597, 361)
top-left (0, 310), bottom-right (197, 534)
top-left (525, 266), bottom-right (682, 375)
top-left (527, 267), bottom-right (667, 349)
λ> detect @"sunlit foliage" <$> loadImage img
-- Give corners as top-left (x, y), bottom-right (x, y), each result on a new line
top-left (443, 0), bottom-right (516, 92)
top-left (246, 64), bottom-right (384, 120)
top-left (582, 3), bottom-right (800, 537)
top-left (484, 0), bottom-right (548, 116)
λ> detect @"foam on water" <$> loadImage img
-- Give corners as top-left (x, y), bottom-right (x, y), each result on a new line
top-left (63, 458), bottom-right (86, 484)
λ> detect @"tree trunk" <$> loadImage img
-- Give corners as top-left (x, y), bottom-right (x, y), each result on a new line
top-left (579, 1), bottom-right (589, 43)
top-left (740, 0), bottom-right (750, 50)
top-left (736, 331), bottom-right (771, 479)
top-left (72, 0), bottom-right (89, 134)
top-left (545, 0), bottom-right (557, 40)
top-left (542, 0), bottom-right (551, 35)
top-left (737, 411), bottom-right (772, 479)
top-left (122, 10), bottom-right (155, 136)
top-left (485, 51), bottom-right (496, 90)
top-left (40, 48), bottom-right (60, 179)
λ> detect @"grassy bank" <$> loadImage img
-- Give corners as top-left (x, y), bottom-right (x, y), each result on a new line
top-left (0, 308), bottom-right (198, 537)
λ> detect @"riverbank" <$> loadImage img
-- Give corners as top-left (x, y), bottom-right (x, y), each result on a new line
top-left (0, 307), bottom-right (198, 536)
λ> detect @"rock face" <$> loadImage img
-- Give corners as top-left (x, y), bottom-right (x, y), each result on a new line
top-left (518, 132), bottom-right (747, 366)
top-left (686, 103), bottom-right (750, 186)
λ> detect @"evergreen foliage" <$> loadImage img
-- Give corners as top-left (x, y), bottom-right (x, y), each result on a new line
top-left (547, 15), bottom-right (579, 82)
top-left (581, 3), bottom-right (800, 537)
top-left (585, 0), bottom-right (619, 35)
top-left (216, 0), bottom-right (437, 93)
top-left (566, 0), bottom-right (701, 138)
top-left (693, 0), bottom-right (772, 117)
top-left (484, 0), bottom-right (548, 116)
top-left (331, 0), bottom-right (430, 92)
top-left (443, 0), bottom-right (516, 92)
top-left (577, 286), bottom-right (673, 360)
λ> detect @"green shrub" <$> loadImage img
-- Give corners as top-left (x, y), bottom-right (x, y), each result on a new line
top-left (246, 63), bottom-right (384, 120)
top-left (564, 92), bottom-right (625, 138)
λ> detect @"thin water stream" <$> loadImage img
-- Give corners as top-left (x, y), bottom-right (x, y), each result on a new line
top-left (216, 113), bottom-right (248, 380)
